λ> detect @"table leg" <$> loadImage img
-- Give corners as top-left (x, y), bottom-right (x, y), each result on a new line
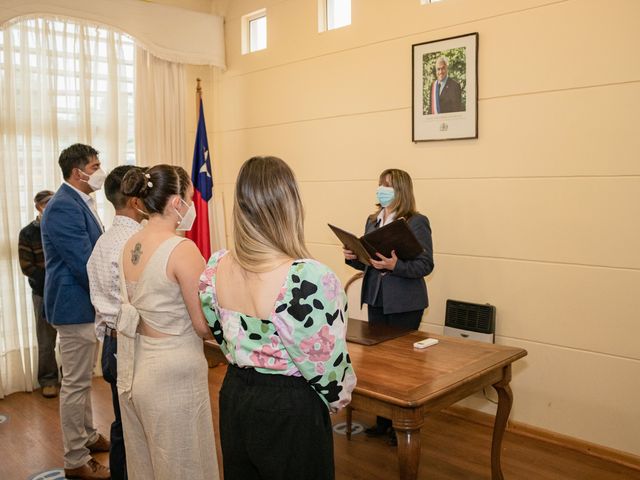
top-left (394, 422), bottom-right (422, 480)
top-left (346, 406), bottom-right (353, 441)
top-left (491, 365), bottom-right (513, 480)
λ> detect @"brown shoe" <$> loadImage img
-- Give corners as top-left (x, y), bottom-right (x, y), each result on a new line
top-left (87, 433), bottom-right (110, 453)
top-left (64, 458), bottom-right (110, 479)
top-left (41, 385), bottom-right (59, 398)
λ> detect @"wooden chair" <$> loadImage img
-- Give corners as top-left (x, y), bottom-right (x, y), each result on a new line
top-left (203, 340), bottom-right (227, 368)
top-left (344, 271), bottom-right (367, 321)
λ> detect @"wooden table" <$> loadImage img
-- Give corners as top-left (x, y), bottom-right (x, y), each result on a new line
top-left (345, 324), bottom-right (527, 480)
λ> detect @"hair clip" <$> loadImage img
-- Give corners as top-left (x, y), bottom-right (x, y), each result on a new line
top-left (144, 173), bottom-right (151, 179)
top-left (147, 181), bottom-right (153, 188)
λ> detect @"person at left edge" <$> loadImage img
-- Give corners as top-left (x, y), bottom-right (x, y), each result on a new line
top-left (88, 165), bottom-right (147, 480)
top-left (18, 189), bottom-right (59, 398)
top-left (41, 143), bottom-right (111, 480)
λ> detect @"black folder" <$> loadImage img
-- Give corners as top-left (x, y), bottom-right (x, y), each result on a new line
top-left (328, 218), bottom-right (424, 266)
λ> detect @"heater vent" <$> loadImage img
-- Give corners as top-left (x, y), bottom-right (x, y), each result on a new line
top-left (445, 300), bottom-right (495, 335)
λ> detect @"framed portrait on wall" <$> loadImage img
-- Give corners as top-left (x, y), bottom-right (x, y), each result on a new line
top-left (412, 33), bottom-right (478, 142)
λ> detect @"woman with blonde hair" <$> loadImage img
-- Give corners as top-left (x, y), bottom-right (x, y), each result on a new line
top-left (117, 164), bottom-right (218, 479)
top-left (199, 156), bottom-right (356, 480)
top-left (344, 168), bottom-right (434, 444)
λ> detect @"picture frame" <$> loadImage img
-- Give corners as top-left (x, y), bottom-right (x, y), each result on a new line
top-left (412, 33), bottom-right (478, 142)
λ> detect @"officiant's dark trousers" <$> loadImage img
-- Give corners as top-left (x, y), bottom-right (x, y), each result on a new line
top-left (366, 306), bottom-right (423, 331)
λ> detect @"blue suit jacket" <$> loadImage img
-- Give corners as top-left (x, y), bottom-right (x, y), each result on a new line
top-left (41, 183), bottom-right (103, 325)
top-left (347, 213), bottom-right (434, 315)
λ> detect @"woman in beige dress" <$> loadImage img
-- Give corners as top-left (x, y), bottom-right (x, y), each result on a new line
top-left (117, 164), bottom-right (219, 479)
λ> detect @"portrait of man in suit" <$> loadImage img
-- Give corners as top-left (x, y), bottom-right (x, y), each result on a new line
top-left (427, 55), bottom-right (465, 114)
top-left (414, 35), bottom-right (477, 141)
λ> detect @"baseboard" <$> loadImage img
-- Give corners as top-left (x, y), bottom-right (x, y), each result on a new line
top-left (443, 405), bottom-right (640, 472)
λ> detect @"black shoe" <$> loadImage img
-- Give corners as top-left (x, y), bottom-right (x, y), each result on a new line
top-left (364, 424), bottom-right (389, 437)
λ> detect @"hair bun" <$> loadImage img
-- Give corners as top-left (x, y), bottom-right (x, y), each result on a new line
top-left (122, 168), bottom-right (151, 198)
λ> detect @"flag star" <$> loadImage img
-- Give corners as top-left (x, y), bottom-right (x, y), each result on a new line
top-left (199, 163), bottom-right (211, 177)
top-left (199, 150), bottom-right (211, 177)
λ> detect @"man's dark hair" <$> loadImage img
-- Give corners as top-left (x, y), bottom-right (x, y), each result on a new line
top-left (34, 190), bottom-right (55, 205)
top-left (105, 165), bottom-right (139, 210)
top-left (58, 143), bottom-right (99, 179)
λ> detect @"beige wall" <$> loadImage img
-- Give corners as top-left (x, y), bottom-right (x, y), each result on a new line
top-left (208, 0), bottom-right (640, 456)
top-left (145, 0), bottom-right (213, 14)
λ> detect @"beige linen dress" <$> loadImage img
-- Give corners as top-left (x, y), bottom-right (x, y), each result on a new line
top-left (117, 236), bottom-right (219, 479)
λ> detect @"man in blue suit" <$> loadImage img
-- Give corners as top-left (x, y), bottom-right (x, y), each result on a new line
top-left (41, 143), bottom-right (110, 480)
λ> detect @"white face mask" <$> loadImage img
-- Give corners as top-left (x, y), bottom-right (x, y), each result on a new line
top-left (175, 198), bottom-right (196, 231)
top-left (79, 167), bottom-right (107, 191)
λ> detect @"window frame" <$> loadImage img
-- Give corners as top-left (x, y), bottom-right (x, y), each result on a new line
top-left (318, 0), bottom-right (351, 33)
top-left (241, 8), bottom-right (267, 54)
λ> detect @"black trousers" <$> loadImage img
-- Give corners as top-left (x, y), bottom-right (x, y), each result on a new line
top-left (367, 306), bottom-right (424, 331)
top-left (220, 364), bottom-right (335, 480)
top-left (367, 306), bottom-right (424, 430)
top-left (33, 293), bottom-right (58, 387)
top-left (101, 331), bottom-right (127, 480)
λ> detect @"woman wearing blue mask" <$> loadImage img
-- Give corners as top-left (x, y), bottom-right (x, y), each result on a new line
top-left (343, 168), bottom-right (434, 444)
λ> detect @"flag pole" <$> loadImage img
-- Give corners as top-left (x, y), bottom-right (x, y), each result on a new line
top-left (196, 78), bottom-right (202, 121)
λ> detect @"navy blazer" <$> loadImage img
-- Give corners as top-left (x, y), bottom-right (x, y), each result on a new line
top-left (429, 77), bottom-right (464, 114)
top-left (347, 213), bottom-right (434, 315)
top-left (41, 183), bottom-right (103, 325)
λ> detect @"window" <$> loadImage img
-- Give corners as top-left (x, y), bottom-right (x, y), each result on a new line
top-left (0, 17), bottom-right (135, 224)
top-left (242, 9), bottom-right (267, 54)
top-left (0, 16), bottom-right (136, 395)
top-left (318, 0), bottom-right (351, 32)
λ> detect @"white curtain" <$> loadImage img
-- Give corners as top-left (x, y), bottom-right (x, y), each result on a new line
top-left (0, 16), bottom-right (134, 397)
top-left (135, 48), bottom-right (185, 168)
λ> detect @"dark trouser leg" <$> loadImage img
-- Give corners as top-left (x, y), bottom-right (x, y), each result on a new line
top-left (219, 368), bottom-right (268, 480)
top-left (220, 365), bottom-right (335, 480)
top-left (367, 307), bottom-right (424, 331)
top-left (33, 293), bottom-right (59, 386)
top-left (102, 334), bottom-right (127, 480)
top-left (367, 305), bottom-right (388, 326)
top-left (388, 310), bottom-right (424, 331)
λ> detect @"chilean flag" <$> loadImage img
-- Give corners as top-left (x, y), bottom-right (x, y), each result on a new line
top-left (186, 98), bottom-right (212, 259)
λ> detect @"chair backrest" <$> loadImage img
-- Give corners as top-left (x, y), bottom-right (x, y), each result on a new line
top-left (344, 272), bottom-right (368, 321)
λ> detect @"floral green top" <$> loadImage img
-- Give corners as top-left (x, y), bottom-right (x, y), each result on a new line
top-left (199, 250), bottom-right (356, 412)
